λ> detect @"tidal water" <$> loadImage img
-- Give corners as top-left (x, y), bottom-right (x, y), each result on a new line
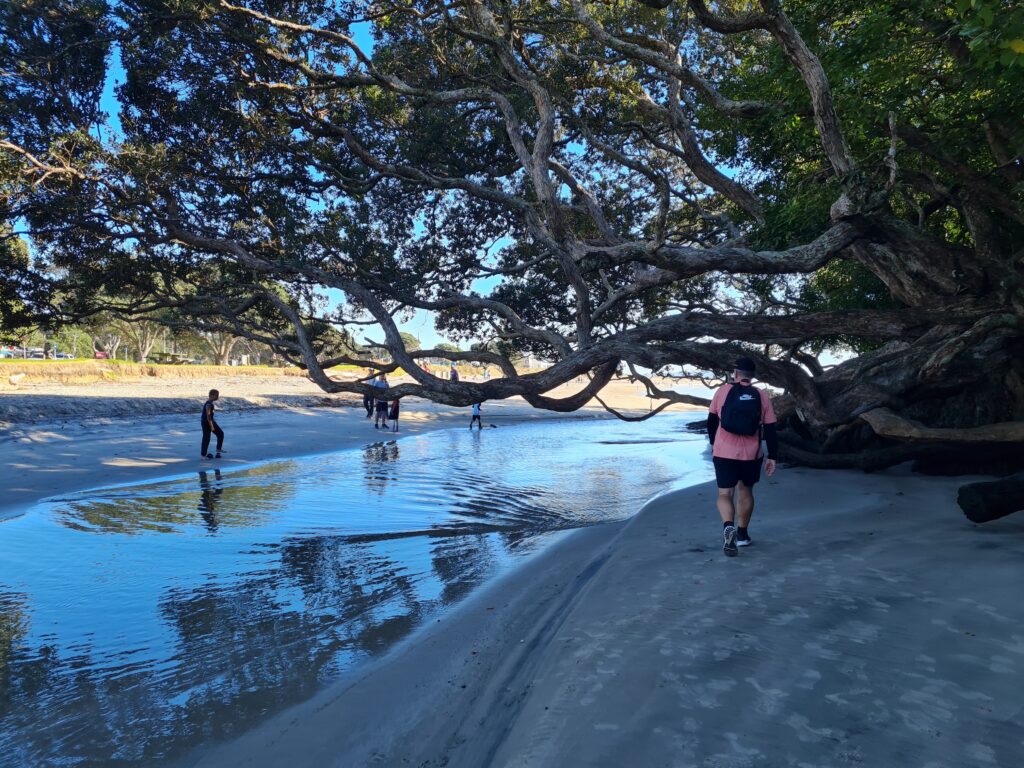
top-left (0, 414), bottom-right (711, 766)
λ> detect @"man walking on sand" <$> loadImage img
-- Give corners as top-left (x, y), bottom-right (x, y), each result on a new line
top-left (200, 389), bottom-right (225, 460)
top-left (707, 357), bottom-right (778, 556)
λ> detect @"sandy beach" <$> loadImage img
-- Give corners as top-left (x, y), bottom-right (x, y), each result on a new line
top-left (0, 372), bottom-right (696, 518)
top-left (179, 467), bottom-right (1023, 768)
top-left (3, 373), bottom-right (1021, 767)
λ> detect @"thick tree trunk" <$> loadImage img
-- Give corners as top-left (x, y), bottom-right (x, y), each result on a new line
top-left (768, 215), bottom-right (1023, 481)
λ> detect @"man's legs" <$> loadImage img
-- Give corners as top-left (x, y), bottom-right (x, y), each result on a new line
top-left (735, 467), bottom-right (758, 546)
top-left (201, 424), bottom-right (212, 457)
top-left (717, 486), bottom-right (739, 556)
top-left (736, 481), bottom-right (754, 527)
top-left (717, 487), bottom-right (736, 524)
top-left (213, 424), bottom-right (224, 453)
top-left (713, 458), bottom-right (739, 556)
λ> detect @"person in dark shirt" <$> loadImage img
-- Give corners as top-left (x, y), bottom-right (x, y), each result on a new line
top-left (374, 374), bottom-right (389, 429)
top-left (389, 399), bottom-right (400, 432)
top-left (200, 389), bottom-right (225, 459)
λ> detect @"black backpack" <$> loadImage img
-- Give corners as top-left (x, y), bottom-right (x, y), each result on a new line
top-left (720, 383), bottom-right (762, 436)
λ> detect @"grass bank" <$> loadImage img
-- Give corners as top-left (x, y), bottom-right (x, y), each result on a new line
top-left (0, 360), bottom-right (333, 386)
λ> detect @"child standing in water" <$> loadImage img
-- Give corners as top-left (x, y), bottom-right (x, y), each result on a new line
top-left (200, 389), bottom-right (225, 459)
top-left (389, 399), bottom-right (400, 432)
top-left (469, 402), bottom-right (482, 430)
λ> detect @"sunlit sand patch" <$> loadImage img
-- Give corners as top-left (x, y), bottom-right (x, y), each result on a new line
top-left (103, 457), bottom-right (187, 468)
top-left (18, 431), bottom-right (74, 443)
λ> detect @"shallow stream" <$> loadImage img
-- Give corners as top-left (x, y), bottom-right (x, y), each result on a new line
top-left (0, 414), bottom-right (711, 766)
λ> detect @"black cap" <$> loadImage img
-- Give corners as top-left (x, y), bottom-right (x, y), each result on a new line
top-left (734, 356), bottom-right (756, 374)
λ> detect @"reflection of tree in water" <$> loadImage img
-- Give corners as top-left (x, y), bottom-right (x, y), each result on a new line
top-left (0, 593), bottom-right (28, 687)
top-left (430, 533), bottom-right (501, 606)
top-left (0, 522), bottom-right (523, 766)
top-left (0, 430), bottom-right (631, 765)
top-left (362, 440), bottom-right (400, 494)
top-left (54, 463), bottom-right (296, 535)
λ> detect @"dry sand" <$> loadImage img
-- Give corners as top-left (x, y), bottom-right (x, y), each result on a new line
top-left (0, 370), bottom-right (698, 425)
top-left (179, 467), bottom-right (1024, 768)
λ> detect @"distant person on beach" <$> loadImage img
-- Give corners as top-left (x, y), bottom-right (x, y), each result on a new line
top-left (363, 373), bottom-right (377, 418)
top-left (374, 375), bottom-right (389, 429)
top-left (707, 357), bottom-right (778, 556)
top-left (450, 364), bottom-right (459, 383)
top-left (200, 389), bottom-right (225, 459)
top-left (470, 402), bottom-right (482, 430)
top-left (389, 399), bottom-right (400, 432)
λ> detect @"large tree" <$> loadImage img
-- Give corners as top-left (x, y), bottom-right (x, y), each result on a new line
top-left (1, 0), bottom-right (1022, 471)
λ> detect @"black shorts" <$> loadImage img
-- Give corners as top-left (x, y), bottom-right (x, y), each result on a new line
top-left (375, 401), bottom-right (388, 413)
top-left (713, 457), bottom-right (762, 489)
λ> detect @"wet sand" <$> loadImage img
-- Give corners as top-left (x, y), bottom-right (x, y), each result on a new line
top-left (178, 466), bottom-right (1024, 768)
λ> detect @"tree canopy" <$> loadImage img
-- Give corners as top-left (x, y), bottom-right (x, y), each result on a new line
top-left (1, 0), bottom-right (1022, 468)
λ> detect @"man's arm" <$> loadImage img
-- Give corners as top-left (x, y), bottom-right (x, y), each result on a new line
top-left (707, 413), bottom-right (719, 445)
top-left (763, 423), bottom-right (778, 460)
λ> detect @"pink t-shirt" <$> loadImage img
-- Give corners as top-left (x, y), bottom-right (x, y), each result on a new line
top-left (709, 383), bottom-right (776, 461)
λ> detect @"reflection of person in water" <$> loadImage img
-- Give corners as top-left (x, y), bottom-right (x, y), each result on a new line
top-left (362, 440), bottom-right (400, 493)
top-left (198, 469), bottom-right (224, 532)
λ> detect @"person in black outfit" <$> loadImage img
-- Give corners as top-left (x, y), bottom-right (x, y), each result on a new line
top-left (200, 389), bottom-right (225, 459)
top-left (363, 373), bottom-right (376, 418)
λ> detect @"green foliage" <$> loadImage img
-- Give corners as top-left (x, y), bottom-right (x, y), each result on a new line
top-left (951, 0), bottom-right (1024, 72)
top-left (799, 260), bottom-right (901, 353)
top-left (398, 331), bottom-right (420, 351)
top-left (2, 0), bottom-right (1020, 381)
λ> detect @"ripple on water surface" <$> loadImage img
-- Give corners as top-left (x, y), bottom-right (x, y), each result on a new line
top-left (0, 414), bottom-right (711, 766)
